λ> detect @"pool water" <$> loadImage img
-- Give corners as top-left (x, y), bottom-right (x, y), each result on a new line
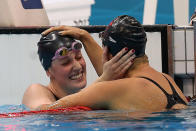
top-left (0, 103), bottom-right (196, 131)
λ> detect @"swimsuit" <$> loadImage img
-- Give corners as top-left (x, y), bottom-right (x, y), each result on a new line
top-left (54, 94), bottom-right (59, 101)
top-left (139, 75), bottom-right (187, 109)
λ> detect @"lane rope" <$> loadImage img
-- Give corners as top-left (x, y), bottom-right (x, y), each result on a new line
top-left (0, 106), bottom-right (92, 118)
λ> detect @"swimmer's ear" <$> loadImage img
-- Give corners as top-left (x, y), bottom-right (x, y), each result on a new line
top-left (102, 46), bottom-right (112, 63)
top-left (109, 53), bottom-right (113, 60)
top-left (46, 70), bottom-right (50, 78)
top-left (46, 69), bottom-right (53, 78)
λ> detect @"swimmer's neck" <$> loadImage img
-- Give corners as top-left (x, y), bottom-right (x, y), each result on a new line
top-left (125, 62), bottom-right (153, 78)
top-left (48, 80), bottom-right (69, 99)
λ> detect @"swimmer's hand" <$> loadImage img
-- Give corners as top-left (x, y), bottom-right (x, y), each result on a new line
top-left (96, 47), bottom-right (136, 82)
top-left (41, 26), bottom-right (90, 42)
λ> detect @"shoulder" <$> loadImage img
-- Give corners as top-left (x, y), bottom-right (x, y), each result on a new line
top-left (162, 73), bottom-right (172, 79)
top-left (113, 77), bottom-right (149, 87)
top-left (23, 83), bottom-right (55, 98)
top-left (23, 84), bottom-right (51, 97)
top-left (162, 73), bottom-right (176, 84)
top-left (25, 83), bottom-right (48, 93)
top-left (161, 73), bottom-right (183, 91)
top-left (89, 77), bottom-right (147, 93)
top-left (22, 83), bottom-right (55, 109)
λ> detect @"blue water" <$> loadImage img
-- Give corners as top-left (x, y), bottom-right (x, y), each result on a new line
top-left (0, 103), bottom-right (196, 131)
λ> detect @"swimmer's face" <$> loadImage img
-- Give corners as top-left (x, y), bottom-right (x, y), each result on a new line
top-left (48, 50), bottom-right (87, 93)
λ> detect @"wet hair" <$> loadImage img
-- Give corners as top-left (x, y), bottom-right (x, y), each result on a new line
top-left (101, 15), bottom-right (147, 57)
top-left (37, 31), bottom-right (76, 71)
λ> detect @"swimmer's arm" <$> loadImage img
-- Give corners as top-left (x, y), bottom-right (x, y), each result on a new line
top-left (22, 84), bottom-right (56, 110)
top-left (79, 30), bottom-right (103, 76)
top-left (36, 81), bottom-right (125, 110)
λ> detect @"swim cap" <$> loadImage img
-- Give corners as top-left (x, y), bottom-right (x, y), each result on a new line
top-left (100, 15), bottom-right (147, 57)
top-left (37, 31), bottom-right (82, 70)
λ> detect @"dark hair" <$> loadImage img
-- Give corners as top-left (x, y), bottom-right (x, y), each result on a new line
top-left (37, 31), bottom-right (76, 70)
top-left (101, 15), bottom-right (147, 57)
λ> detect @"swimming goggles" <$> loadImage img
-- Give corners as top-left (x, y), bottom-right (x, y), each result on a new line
top-left (52, 42), bottom-right (82, 60)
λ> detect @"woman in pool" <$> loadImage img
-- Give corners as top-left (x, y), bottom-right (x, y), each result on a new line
top-left (38, 15), bottom-right (188, 111)
top-left (22, 30), bottom-right (135, 109)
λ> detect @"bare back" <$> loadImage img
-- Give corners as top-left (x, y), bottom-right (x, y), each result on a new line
top-left (110, 67), bottom-right (188, 111)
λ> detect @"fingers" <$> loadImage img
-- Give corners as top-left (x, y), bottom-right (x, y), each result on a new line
top-left (116, 54), bottom-right (136, 73)
top-left (110, 47), bottom-right (128, 63)
top-left (41, 25), bottom-right (72, 36)
top-left (101, 48), bottom-right (136, 80)
top-left (41, 26), bottom-right (85, 41)
top-left (115, 49), bottom-right (135, 67)
top-left (58, 30), bottom-right (74, 36)
top-left (41, 26), bottom-right (62, 36)
top-left (110, 48), bottom-right (135, 67)
top-left (108, 49), bottom-right (136, 74)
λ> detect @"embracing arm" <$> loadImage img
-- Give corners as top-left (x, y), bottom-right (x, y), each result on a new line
top-left (36, 78), bottom-right (154, 111)
top-left (36, 81), bottom-right (121, 110)
top-left (79, 29), bottom-right (103, 76)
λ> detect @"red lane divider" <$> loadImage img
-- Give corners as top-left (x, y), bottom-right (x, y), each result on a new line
top-left (0, 106), bottom-right (92, 118)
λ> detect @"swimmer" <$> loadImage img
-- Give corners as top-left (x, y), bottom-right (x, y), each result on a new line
top-left (39, 15), bottom-right (188, 111)
top-left (22, 31), bottom-right (135, 109)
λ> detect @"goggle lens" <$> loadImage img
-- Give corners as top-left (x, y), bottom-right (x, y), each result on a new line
top-left (52, 42), bottom-right (82, 60)
top-left (59, 48), bottom-right (68, 56)
top-left (72, 42), bottom-right (82, 50)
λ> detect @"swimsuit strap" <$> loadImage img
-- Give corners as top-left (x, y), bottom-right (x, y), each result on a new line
top-left (138, 75), bottom-right (187, 109)
top-left (162, 74), bottom-right (187, 106)
top-left (139, 76), bottom-right (169, 96)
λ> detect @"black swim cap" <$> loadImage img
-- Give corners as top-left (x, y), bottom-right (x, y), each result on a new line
top-left (101, 15), bottom-right (147, 57)
top-left (37, 31), bottom-right (77, 70)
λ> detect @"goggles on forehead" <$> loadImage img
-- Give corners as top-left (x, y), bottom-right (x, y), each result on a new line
top-left (52, 42), bottom-right (82, 60)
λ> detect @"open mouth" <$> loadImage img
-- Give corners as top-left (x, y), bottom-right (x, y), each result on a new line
top-left (69, 72), bottom-right (84, 80)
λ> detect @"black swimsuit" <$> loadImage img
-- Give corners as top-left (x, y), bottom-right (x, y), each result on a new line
top-left (139, 75), bottom-right (187, 109)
